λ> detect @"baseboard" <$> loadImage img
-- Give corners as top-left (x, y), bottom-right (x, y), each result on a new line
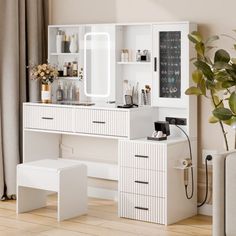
top-left (197, 203), bottom-right (212, 216)
top-left (88, 187), bottom-right (118, 201)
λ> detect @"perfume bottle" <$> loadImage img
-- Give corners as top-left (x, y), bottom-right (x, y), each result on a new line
top-left (56, 81), bottom-right (63, 101)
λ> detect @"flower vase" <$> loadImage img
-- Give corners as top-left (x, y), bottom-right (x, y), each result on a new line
top-left (41, 84), bottom-right (52, 103)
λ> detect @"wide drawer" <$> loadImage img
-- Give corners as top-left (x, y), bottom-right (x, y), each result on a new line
top-left (119, 192), bottom-right (166, 224)
top-left (24, 105), bottom-right (73, 132)
top-left (75, 108), bottom-right (129, 137)
top-left (119, 141), bottom-right (166, 171)
top-left (119, 167), bottom-right (166, 197)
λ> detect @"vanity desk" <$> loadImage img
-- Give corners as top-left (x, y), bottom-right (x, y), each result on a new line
top-left (23, 21), bottom-right (198, 225)
top-left (23, 102), bottom-right (153, 182)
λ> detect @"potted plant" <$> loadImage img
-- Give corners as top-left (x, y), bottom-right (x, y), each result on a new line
top-left (29, 63), bottom-right (58, 103)
top-left (186, 31), bottom-right (236, 151)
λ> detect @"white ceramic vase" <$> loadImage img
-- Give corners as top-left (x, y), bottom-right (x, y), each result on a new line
top-left (69, 34), bottom-right (78, 53)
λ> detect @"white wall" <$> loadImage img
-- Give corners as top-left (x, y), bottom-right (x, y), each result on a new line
top-left (49, 0), bottom-right (236, 203)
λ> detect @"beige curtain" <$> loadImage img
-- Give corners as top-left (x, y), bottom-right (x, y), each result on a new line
top-left (0, 0), bottom-right (48, 199)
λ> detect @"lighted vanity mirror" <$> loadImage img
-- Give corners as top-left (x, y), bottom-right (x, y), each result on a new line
top-left (84, 32), bottom-right (111, 98)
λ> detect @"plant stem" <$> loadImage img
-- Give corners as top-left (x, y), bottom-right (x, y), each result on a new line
top-left (210, 91), bottom-right (229, 151)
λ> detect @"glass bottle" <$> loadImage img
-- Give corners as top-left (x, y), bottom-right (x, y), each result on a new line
top-left (63, 82), bottom-right (68, 101)
top-left (72, 61), bottom-right (78, 77)
top-left (136, 50), bottom-right (141, 62)
top-left (56, 81), bottom-right (64, 101)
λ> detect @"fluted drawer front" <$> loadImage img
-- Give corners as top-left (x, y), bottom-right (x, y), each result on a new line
top-left (120, 167), bottom-right (166, 197)
top-left (119, 192), bottom-right (166, 224)
top-left (119, 141), bottom-right (166, 171)
top-left (75, 109), bottom-right (129, 137)
top-left (24, 105), bottom-right (73, 132)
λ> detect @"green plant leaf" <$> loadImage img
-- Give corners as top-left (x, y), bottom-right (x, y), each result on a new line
top-left (223, 116), bottom-right (236, 126)
top-left (209, 115), bottom-right (219, 123)
top-left (229, 92), bottom-right (236, 114)
top-left (199, 79), bottom-right (206, 96)
top-left (194, 60), bottom-right (214, 80)
top-left (214, 49), bottom-right (230, 63)
top-left (192, 70), bottom-right (203, 83)
top-left (213, 107), bottom-right (233, 120)
top-left (195, 42), bottom-right (205, 57)
top-left (234, 44), bottom-right (236, 50)
top-left (215, 71), bottom-right (231, 82)
top-left (215, 82), bottom-right (224, 91)
top-left (205, 35), bottom-right (219, 44)
top-left (205, 79), bottom-right (215, 89)
top-left (214, 61), bottom-right (232, 70)
top-left (212, 95), bottom-right (223, 108)
top-left (188, 31), bottom-right (202, 44)
top-left (222, 80), bottom-right (236, 88)
top-left (185, 87), bottom-right (202, 95)
top-left (226, 69), bottom-right (236, 80)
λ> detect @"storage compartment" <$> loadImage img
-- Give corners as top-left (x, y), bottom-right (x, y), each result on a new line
top-left (119, 192), bottom-right (166, 224)
top-left (119, 167), bottom-right (166, 197)
top-left (75, 108), bottom-right (129, 137)
top-left (119, 140), bottom-right (166, 171)
top-left (24, 105), bottom-right (73, 132)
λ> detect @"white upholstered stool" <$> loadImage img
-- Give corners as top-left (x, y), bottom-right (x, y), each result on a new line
top-left (17, 159), bottom-right (87, 221)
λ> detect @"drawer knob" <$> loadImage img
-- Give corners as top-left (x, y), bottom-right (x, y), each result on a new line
top-left (134, 206), bottom-right (149, 211)
top-left (41, 117), bottom-right (54, 120)
top-left (92, 121), bottom-right (106, 124)
top-left (134, 180), bottom-right (149, 185)
top-left (134, 154), bottom-right (149, 159)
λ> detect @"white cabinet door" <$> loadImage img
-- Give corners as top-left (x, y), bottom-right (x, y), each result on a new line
top-left (24, 105), bottom-right (73, 132)
top-left (75, 108), bottom-right (129, 137)
top-left (152, 23), bottom-right (195, 108)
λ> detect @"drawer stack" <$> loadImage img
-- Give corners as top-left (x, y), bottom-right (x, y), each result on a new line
top-left (119, 140), bottom-right (167, 224)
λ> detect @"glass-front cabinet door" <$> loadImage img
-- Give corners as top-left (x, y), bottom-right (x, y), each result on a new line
top-left (152, 23), bottom-right (190, 108)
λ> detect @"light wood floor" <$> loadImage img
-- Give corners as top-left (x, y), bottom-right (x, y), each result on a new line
top-left (0, 195), bottom-right (212, 236)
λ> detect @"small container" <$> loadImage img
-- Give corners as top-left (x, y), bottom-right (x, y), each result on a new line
top-left (124, 49), bottom-right (129, 62)
top-left (63, 82), bottom-right (68, 101)
top-left (56, 30), bottom-right (65, 53)
top-left (68, 83), bottom-right (73, 101)
top-left (63, 62), bottom-right (68, 77)
top-left (64, 35), bottom-right (70, 53)
top-left (69, 34), bottom-right (78, 53)
top-left (67, 62), bottom-right (72, 77)
top-left (75, 86), bottom-right (80, 101)
top-left (56, 81), bottom-right (63, 101)
top-left (136, 50), bottom-right (141, 62)
top-left (72, 61), bottom-right (78, 77)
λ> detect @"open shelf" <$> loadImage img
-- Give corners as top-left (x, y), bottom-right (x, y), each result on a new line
top-left (58, 76), bottom-right (81, 80)
top-left (50, 52), bottom-right (80, 56)
top-left (117, 61), bottom-right (151, 65)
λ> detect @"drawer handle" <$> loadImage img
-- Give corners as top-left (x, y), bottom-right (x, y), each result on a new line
top-left (135, 206), bottom-right (149, 211)
top-left (134, 154), bottom-right (149, 159)
top-left (92, 121), bottom-right (106, 124)
top-left (41, 117), bottom-right (54, 120)
top-left (134, 180), bottom-right (149, 185)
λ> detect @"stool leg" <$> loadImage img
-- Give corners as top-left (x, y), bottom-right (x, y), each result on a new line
top-left (57, 166), bottom-right (87, 221)
top-left (17, 186), bottom-right (47, 214)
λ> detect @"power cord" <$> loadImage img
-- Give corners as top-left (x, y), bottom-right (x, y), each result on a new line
top-left (197, 155), bottom-right (212, 207)
top-left (175, 125), bottom-right (194, 200)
